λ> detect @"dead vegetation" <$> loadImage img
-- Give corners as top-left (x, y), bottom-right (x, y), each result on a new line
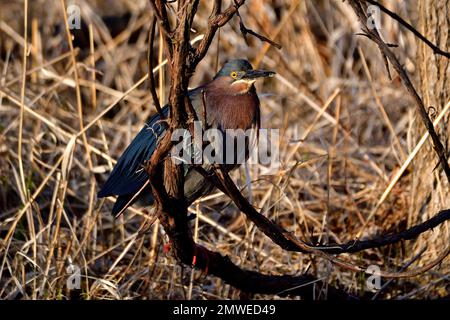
top-left (0, 0), bottom-right (449, 299)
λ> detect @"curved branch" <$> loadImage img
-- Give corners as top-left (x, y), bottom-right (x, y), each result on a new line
top-left (348, 1), bottom-right (450, 183)
top-left (234, 0), bottom-right (282, 49)
top-left (155, 187), bottom-right (352, 299)
top-left (189, 243), bottom-right (353, 299)
top-left (147, 15), bottom-right (165, 119)
top-left (194, 166), bottom-right (450, 255)
top-left (150, 0), bottom-right (174, 58)
top-left (361, 0), bottom-right (450, 58)
top-left (190, 0), bottom-right (246, 69)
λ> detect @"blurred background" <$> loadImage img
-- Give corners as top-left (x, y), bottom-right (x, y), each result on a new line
top-left (0, 0), bottom-right (449, 299)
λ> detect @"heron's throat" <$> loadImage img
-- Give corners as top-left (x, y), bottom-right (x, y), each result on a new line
top-left (231, 79), bottom-right (256, 94)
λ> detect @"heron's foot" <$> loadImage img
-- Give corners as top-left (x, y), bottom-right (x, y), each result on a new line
top-left (192, 245), bottom-right (209, 278)
top-left (163, 241), bottom-right (172, 254)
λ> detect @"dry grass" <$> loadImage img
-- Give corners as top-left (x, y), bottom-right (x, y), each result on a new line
top-left (0, 0), bottom-right (448, 300)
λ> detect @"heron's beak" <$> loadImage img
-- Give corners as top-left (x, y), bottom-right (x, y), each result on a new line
top-left (242, 69), bottom-right (276, 80)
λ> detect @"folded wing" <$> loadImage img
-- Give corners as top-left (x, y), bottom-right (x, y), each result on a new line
top-left (97, 107), bottom-right (168, 202)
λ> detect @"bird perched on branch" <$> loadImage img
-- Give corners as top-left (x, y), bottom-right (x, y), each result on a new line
top-left (98, 59), bottom-right (275, 216)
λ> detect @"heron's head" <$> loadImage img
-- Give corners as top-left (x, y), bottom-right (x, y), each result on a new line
top-left (213, 59), bottom-right (275, 93)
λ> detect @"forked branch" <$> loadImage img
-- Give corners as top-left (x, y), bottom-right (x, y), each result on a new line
top-left (145, 0), bottom-right (450, 298)
top-left (146, 0), bottom-right (352, 298)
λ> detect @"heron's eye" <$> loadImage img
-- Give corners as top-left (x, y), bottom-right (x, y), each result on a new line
top-left (230, 71), bottom-right (238, 79)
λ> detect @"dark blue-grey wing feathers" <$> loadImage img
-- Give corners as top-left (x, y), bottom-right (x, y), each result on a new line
top-left (97, 107), bottom-right (168, 200)
top-left (98, 89), bottom-right (203, 215)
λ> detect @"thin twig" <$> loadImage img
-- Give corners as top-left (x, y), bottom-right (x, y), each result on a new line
top-left (190, 0), bottom-right (246, 70)
top-left (348, 0), bottom-right (450, 185)
top-left (361, 0), bottom-right (450, 58)
top-left (372, 246), bottom-right (427, 299)
top-left (147, 15), bottom-right (165, 119)
top-left (149, 0), bottom-right (173, 58)
top-left (234, 0), bottom-right (282, 49)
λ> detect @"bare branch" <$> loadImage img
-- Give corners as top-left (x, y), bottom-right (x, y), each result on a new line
top-left (348, 0), bottom-right (450, 183)
top-left (194, 166), bottom-right (450, 255)
top-left (361, 0), bottom-right (450, 58)
top-left (150, 0), bottom-right (174, 58)
top-left (147, 15), bottom-right (165, 119)
top-left (190, 0), bottom-right (246, 70)
top-left (212, 0), bottom-right (222, 17)
top-left (234, 0), bottom-right (282, 50)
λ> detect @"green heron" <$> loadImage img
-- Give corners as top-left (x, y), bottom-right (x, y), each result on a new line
top-left (98, 59), bottom-right (275, 215)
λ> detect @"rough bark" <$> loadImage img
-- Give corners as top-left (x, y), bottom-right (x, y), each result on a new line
top-left (411, 0), bottom-right (450, 258)
top-left (412, 0), bottom-right (450, 224)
